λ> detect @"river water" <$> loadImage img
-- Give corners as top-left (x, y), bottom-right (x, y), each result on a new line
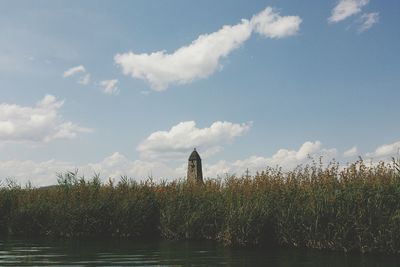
top-left (0, 239), bottom-right (398, 266)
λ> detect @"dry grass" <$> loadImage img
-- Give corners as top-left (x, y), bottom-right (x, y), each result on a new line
top-left (1, 159), bottom-right (399, 254)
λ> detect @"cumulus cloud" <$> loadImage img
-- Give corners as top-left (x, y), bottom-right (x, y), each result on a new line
top-left (7, 140), bottom-right (400, 187)
top-left (99, 79), bottom-right (119, 95)
top-left (0, 141), bottom-right (333, 187)
top-left (343, 146), bottom-right (358, 157)
top-left (358, 12), bottom-right (379, 32)
top-left (0, 95), bottom-right (92, 144)
top-left (114, 6), bottom-right (301, 90)
top-left (0, 159), bottom-right (74, 186)
top-left (63, 65), bottom-right (86, 78)
top-left (87, 152), bottom-right (180, 180)
top-left (115, 20), bottom-right (252, 91)
top-left (366, 141), bottom-right (400, 158)
top-left (137, 121), bottom-right (252, 160)
top-left (328, 0), bottom-right (369, 23)
top-left (0, 153), bottom-right (182, 187)
top-left (251, 7), bottom-right (302, 38)
top-left (204, 141), bottom-right (337, 177)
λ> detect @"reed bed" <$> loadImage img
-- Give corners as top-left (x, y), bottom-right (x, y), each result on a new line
top-left (0, 159), bottom-right (399, 254)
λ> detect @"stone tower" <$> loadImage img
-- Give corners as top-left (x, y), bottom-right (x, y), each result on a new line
top-left (187, 148), bottom-right (203, 184)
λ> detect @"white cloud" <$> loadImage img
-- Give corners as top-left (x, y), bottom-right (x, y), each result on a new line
top-left (0, 95), bottom-right (92, 144)
top-left (0, 141), bottom-right (333, 187)
top-left (137, 121), bottom-right (252, 160)
top-left (114, 6), bottom-right (301, 90)
top-left (6, 140), bottom-right (400, 187)
top-left (63, 65), bottom-right (92, 86)
top-left (358, 12), bottom-right (379, 32)
top-left (115, 20), bottom-right (252, 91)
top-left (63, 65), bottom-right (86, 78)
top-left (204, 141), bottom-right (337, 177)
top-left (343, 146), bottom-right (358, 157)
top-left (251, 7), bottom-right (302, 38)
top-left (99, 79), bottom-right (119, 95)
top-left (329, 0), bottom-right (369, 23)
top-left (366, 141), bottom-right (400, 158)
top-left (87, 152), bottom-right (180, 181)
top-left (0, 159), bottom-right (74, 187)
top-left (269, 141), bottom-right (333, 163)
top-left (0, 153), bottom-right (182, 187)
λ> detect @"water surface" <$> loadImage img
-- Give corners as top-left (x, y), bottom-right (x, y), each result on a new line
top-left (0, 239), bottom-right (398, 266)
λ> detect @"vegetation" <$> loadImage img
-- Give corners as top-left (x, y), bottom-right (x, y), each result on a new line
top-left (1, 159), bottom-right (400, 254)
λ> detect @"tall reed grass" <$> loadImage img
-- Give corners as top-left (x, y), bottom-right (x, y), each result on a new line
top-left (1, 159), bottom-right (399, 254)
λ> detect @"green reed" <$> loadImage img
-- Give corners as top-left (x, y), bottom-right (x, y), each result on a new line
top-left (0, 159), bottom-right (399, 254)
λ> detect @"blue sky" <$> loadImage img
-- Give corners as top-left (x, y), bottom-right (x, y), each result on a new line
top-left (1, 0), bottom-right (399, 185)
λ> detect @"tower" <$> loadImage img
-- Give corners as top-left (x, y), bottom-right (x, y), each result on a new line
top-left (187, 148), bottom-right (203, 184)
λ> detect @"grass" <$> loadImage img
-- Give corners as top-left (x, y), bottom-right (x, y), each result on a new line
top-left (0, 159), bottom-right (399, 254)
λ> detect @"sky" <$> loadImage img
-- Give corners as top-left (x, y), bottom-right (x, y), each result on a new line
top-left (1, 0), bottom-right (399, 186)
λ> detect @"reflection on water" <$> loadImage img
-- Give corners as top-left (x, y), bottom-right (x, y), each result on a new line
top-left (0, 239), bottom-right (399, 266)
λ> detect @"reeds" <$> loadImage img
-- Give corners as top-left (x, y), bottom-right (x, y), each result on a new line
top-left (0, 159), bottom-right (399, 254)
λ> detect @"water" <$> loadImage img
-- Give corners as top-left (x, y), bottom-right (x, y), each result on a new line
top-left (0, 239), bottom-right (399, 266)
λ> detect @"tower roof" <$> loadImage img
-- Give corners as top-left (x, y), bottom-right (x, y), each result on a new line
top-left (189, 148), bottom-right (201, 161)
